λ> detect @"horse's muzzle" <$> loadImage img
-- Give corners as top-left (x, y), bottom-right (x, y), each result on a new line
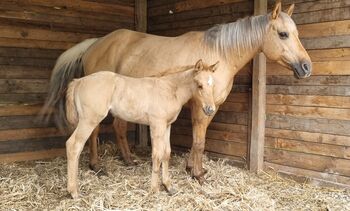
top-left (203, 105), bottom-right (215, 116)
top-left (292, 61), bottom-right (312, 79)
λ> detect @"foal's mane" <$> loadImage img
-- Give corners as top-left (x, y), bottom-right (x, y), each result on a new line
top-left (204, 15), bottom-right (268, 59)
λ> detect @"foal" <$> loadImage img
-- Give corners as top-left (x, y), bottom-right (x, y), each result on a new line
top-left (65, 60), bottom-right (218, 198)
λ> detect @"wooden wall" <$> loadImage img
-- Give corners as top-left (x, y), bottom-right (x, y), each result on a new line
top-left (0, 0), bottom-right (135, 162)
top-left (264, 0), bottom-right (350, 187)
top-left (148, 0), bottom-right (254, 165)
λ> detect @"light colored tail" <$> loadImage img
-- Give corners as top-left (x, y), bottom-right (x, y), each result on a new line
top-left (40, 38), bottom-right (98, 131)
top-left (65, 80), bottom-right (79, 128)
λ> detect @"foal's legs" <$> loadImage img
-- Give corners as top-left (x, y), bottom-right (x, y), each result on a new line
top-left (66, 120), bottom-right (98, 199)
top-left (149, 123), bottom-right (167, 193)
top-left (113, 118), bottom-right (134, 165)
top-left (88, 125), bottom-right (101, 172)
top-left (161, 125), bottom-right (176, 195)
top-left (186, 103), bottom-right (217, 184)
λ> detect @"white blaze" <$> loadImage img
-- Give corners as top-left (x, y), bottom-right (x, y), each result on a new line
top-left (207, 76), bottom-right (213, 86)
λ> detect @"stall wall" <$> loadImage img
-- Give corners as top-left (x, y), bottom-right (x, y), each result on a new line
top-left (264, 0), bottom-right (350, 187)
top-left (148, 0), bottom-right (254, 165)
top-left (0, 0), bottom-right (135, 162)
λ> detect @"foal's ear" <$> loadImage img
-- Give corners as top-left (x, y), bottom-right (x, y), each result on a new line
top-left (271, 1), bottom-right (282, 20)
top-left (285, 4), bottom-right (295, 16)
top-left (194, 59), bottom-right (204, 71)
top-left (209, 61), bottom-right (219, 72)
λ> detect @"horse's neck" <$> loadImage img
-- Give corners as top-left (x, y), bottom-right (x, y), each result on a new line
top-left (205, 14), bottom-right (268, 75)
top-left (164, 70), bottom-right (196, 105)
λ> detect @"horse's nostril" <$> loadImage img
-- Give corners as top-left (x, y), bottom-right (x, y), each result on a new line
top-left (302, 63), bottom-right (309, 72)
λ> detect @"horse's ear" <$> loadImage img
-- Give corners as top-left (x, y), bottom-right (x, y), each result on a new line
top-left (285, 4), bottom-right (294, 16)
top-left (210, 61), bottom-right (219, 72)
top-left (195, 59), bottom-right (204, 71)
top-left (271, 1), bottom-right (282, 20)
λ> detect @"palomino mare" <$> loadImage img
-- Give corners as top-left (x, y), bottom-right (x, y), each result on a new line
top-left (65, 60), bottom-right (218, 198)
top-left (42, 2), bottom-right (312, 183)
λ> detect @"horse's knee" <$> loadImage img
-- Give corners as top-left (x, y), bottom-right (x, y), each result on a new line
top-left (193, 140), bottom-right (205, 152)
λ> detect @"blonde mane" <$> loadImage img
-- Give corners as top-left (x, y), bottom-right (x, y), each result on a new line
top-left (204, 15), bottom-right (268, 59)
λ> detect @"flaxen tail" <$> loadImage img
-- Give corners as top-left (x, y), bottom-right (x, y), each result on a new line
top-left (39, 38), bottom-right (98, 131)
top-left (65, 80), bottom-right (79, 129)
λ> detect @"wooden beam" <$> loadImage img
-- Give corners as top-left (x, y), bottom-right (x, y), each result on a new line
top-left (135, 0), bottom-right (148, 147)
top-left (249, 0), bottom-right (267, 172)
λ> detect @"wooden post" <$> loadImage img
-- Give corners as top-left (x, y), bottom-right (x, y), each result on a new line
top-left (249, 0), bottom-right (267, 172)
top-left (135, 0), bottom-right (148, 147)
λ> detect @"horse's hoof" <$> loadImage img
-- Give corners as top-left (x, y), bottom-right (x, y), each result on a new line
top-left (167, 187), bottom-right (178, 196)
top-left (124, 159), bottom-right (138, 166)
top-left (68, 190), bottom-right (80, 199)
top-left (89, 164), bottom-right (108, 176)
top-left (185, 165), bottom-right (193, 174)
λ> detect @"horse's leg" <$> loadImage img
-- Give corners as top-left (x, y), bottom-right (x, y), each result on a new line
top-left (113, 118), bottom-right (135, 165)
top-left (66, 120), bottom-right (97, 199)
top-left (88, 124), bottom-right (104, 174)
top-left (161, 125), bottom-right (176, 195)
top-left (186, 103), bottom-right (217, 184)
top-left (149, 123), bottom-right (166, 193)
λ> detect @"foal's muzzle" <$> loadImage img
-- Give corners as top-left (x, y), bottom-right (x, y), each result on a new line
top-left (203, 105), bottom-right (215, 116)
top-left (291, 60), bottom-right (312, 79)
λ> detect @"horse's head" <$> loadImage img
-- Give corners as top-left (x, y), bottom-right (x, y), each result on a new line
top-left (192, 59), bottom-right (219, 116)
top-left (262, 2), bottom-right (312, 79)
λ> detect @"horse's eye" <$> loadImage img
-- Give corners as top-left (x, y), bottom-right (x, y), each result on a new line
top-left (198, 85), bottom-right (203, 89)
top-left (278, 32), bottom-right (289, 39)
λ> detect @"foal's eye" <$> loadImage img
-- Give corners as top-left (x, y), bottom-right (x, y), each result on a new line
top-left (278, 32), bottom-right (289, 40)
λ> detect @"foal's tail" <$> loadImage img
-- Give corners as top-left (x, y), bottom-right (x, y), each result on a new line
top-left (65, 80), bottom-right (79, 128)
top-left (39, 38), bottom-right (98, 131)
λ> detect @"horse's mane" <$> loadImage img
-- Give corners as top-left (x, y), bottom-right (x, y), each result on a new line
top-left (204, 15), bottom-right (268, 59)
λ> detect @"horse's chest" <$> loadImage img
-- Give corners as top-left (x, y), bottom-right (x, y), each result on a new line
top-left (214, 78), bottom-right (234, 105)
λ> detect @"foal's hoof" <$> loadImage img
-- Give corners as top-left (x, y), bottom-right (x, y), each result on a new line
top-left (123, 159), bottom-right (138, 166)
top-left (89, 164), bottom-right (108, 176)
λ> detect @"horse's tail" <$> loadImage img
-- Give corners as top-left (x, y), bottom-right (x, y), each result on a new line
top-left (40, 38), bottom-right (98, 131)
top-left (65, 80), bottom-right (79, 128)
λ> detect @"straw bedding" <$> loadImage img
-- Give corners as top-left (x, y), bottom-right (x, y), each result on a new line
top-left (1, 143), bottom-right (349, 210)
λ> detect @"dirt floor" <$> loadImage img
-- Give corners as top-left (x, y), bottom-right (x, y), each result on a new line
top-left (1, 143), bottom-right (349, 210)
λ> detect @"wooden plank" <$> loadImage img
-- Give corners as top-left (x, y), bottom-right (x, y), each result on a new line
top-left (0, 57), bottom-right (55, 68)
top-left (174, 118), bottom-right (248, 134)
top-left (0, 127), bottom-right (65, 141)
top-left (266, 94), bottom-right (350, 109)
top-left (0, 65), bottom-right (50, 79)
top-left (149, 1), bottom-right (252, 25)
top-left (0, 93), bottom-right (46, 104)
top-left (265, 137), bottom-right (350, 159)
top-left (0, 47), bottom-right (62, 58)
top-left (265, 162), bottom-right (350, 188)
top-left (0, 136), bottom-right (66, 154)
top-left (0, 79), bottom-right (48, 94)
top-left (172, 126), bottom-right (248, 143)
top-left (175, 0), bottom-right (247, 13)
top-left (267, 61), bottom-right (350, 76)
top-left (0, 25), bottom-right (96, 43)
top-left (0, 115), bottom-right (55, 130)
top-left (267, 75), bottom-right (350, 86)
top-left (266, 114), bottom-right (350, 136)
top-left (302, 35), bottom-right (350, 49)
top-left (267, 85), bottom-right (350, 96)
top-left (135, 0), bottom-right (148, 147)
top-left (0, 37), bottom-right (75, 50)
top-left (249, 0), bottom-right (267, 173)
top-left (225, 93), bottom-right (249, 103)
top-left (266, 126), bottom-right (350, 147)
top-left (307, 48), bottom-right (350, 62)
top-left (172, 134), bottom-right (247, 157)
top-left (293, 6), bottom-right (350, 25)
top-left (179, 109), bottom-right (248, 125)
top-left (298, 20), bottom-right (350, 38)
top-left (5, 0), bottom-right (135, 17)
top-left (264, 148), bottom-right (350, 177)
top-left (267, 104), bottom-right (350, 121)
top-left (218, 102), bottom-right (248, 112)
top-left (0, 104), bottom-right (46, 116)
top-left (0, 148), bottom-right (66, 163)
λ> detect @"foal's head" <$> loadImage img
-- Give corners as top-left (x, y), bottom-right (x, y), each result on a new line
top-left (192, 59), bottom-right (219, 116)
top-left (262, 2), bottom-right (312, 79)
